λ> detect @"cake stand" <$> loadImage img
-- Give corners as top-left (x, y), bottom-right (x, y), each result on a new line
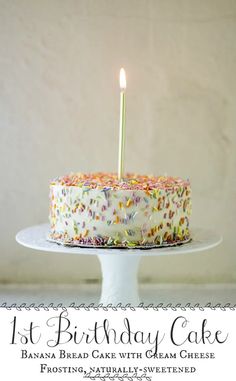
top-left (16, 224), bottom-right (222, 306)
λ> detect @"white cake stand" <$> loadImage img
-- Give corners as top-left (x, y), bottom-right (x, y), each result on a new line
top-left (16, 224), bottom-right (222, 306)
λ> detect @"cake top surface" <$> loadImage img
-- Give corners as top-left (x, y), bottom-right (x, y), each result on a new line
top-left (51, 173), bottom-right (190, 191)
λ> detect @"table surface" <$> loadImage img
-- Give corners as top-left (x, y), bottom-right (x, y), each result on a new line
top-left (0, 284), bottom-right (235, 307)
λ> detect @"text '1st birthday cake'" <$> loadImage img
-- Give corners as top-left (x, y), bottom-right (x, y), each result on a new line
top-left (48, 173), bottom-right (191, 248)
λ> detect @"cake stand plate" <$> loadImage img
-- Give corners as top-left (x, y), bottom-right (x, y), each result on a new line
top-left (16, 224), bottom-right (222, 306)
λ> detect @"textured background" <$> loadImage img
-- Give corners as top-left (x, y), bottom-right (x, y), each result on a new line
top-left (0, 0), bottom-right (235, 284)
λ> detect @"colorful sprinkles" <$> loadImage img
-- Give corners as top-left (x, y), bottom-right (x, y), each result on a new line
top-left (49, 172), bottom-right (192, 248)
top-left (50, 172), bottom-right (190, 191)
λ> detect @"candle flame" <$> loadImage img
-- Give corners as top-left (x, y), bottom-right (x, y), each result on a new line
top-left (119, 68), bottom-right (126, 90)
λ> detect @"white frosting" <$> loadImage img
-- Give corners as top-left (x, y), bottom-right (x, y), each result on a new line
top-left (49, 183), bottom-right (191, 247)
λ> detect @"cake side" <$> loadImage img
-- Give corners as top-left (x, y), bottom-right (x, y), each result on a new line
top-left (48, 173), bottom-right (191, 248)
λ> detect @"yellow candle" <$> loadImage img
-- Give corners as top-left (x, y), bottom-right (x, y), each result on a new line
top-left (118, 68), bottom-right (126, 180)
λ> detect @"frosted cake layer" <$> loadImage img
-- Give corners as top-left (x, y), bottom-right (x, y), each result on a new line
top-left (48, 173), bottom-right (191, 248)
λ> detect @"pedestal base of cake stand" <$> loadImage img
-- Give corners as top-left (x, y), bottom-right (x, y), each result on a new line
top-left (16, 224), bottom-right (222, 306)
top-left (98, 255), bottom-right (141, 305)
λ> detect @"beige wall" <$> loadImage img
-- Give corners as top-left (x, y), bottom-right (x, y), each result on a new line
top-left (0, 0), bottom-right (235, 284)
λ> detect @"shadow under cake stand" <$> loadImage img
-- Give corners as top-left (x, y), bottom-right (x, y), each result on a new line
top-left (16, 224), bottom-right (222, 306)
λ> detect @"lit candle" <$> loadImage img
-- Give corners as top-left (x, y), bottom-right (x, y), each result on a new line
top-left (118, 68), bottom-right (126, 180)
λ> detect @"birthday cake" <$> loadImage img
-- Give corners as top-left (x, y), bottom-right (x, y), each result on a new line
top-left (48, 173), bottom-right (191, 248)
